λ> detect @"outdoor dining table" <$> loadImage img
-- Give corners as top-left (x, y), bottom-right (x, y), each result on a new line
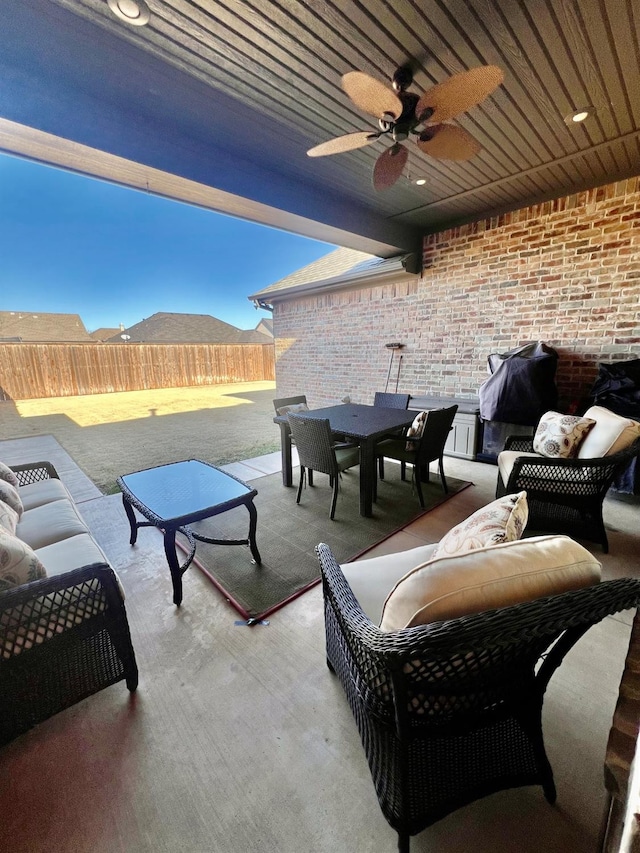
top-left (273, 402), bottom-right (416, 517)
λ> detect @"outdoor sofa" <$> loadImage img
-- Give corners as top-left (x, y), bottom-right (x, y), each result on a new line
top-left (0, 460), bottom-right (138, 745)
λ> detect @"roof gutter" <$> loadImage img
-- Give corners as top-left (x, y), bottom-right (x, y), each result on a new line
top-left (249, 252), bottom-right (420, 311)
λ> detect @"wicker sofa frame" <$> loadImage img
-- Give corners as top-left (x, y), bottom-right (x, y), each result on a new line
top-left (316, 541), bottom-right (640, 852)
top-left (496, 436), bottom-right (640, 552)
top-left (0, 462), bottom-right (138, 745)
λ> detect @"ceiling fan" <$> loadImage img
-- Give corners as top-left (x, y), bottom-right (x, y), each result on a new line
top-left (307, 64), bottom-right (504, 190)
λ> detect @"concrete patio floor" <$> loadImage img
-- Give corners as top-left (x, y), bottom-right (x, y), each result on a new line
top-left (0, 433), bottom-right (638, 852)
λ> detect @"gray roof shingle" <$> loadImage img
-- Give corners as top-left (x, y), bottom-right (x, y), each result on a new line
top-left (248, 247), bottom-right (408, 301)
top-left (0, 311), bottom-right (92, 342)
top-left (107, 312), bottom-right (272, 344)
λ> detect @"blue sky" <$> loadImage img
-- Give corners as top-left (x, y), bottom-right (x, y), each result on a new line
top-left (0, 152), bottom-right (335, 332)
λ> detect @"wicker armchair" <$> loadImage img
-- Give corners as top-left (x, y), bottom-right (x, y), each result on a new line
top-left (316, 541), bottom-right (640, 852)
top-left (0, 463), bottom-right (138, 745)
top-left (288, 413), bottom-right (359, 519)
top-left (496, 436), bottom-right (640, 552)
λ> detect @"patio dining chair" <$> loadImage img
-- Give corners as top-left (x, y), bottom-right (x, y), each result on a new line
top-left (273, 394), bottom-right (314, 484)
top-left (375, 405), bottom-right (457, 506)
top-left (373, 392), bottom-right (410, 409)
top-left (287, 413), bottom-right (359, 519)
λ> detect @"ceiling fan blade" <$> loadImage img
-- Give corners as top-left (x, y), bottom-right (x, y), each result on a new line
top-left (342, 71), bottom-right (403, 120)
top-left (416, 66), bottom-right (504, 124)
top-left (416, 124), bottom-right (481, 160)
top-left (307, 131), bottom-right (378, 157)
top-left (373, 143), bottom-right (408, 190)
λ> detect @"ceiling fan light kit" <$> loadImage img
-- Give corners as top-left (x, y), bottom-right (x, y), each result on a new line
top-left (307, 63), bottom-right (504, 191)
top-left (565, 106), bottom-right (594, 124)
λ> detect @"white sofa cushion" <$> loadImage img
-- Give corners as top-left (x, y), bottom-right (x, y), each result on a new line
top-left (16, 499), bottom-right (89, 550)
top-left (578, 405), bottom-right (640, 458)
top-left (34, 532), bottom-right (111, 578)
top-left (432, 491), bottom-right (528, 558)
top-left (379, 535), bottom-right (601, 631)
top-left (533, 411), bottom-right (596, 458)
top-left (341, 543), bottom-right (438, 626)
top-left (0, 528), bottom-right (47, 591)
top-left (19, 478), bottom-right (73, 511)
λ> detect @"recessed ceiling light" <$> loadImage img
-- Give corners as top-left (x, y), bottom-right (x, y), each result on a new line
top-left (107, 0), bottom-right (150, 26)
top-left (415, 178), bottom-right (426, 186)
top-left (564, 106), bottom-right (594, 125)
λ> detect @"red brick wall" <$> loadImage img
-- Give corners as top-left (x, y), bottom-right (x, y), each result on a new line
top-left (273, 177), bottom-right (640, 410)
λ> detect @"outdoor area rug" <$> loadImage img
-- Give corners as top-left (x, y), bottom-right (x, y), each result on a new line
top-left (181, 468), bottom-right (472, 623)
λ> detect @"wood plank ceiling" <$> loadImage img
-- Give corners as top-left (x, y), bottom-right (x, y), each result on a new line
top-left (0, 0), bottom-right (638, 255)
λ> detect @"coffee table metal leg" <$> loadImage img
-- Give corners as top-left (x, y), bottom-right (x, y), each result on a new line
top-left (246, 500), bottom-right (261, 564)
top-left (163, 528), bottom-right (183, 606)
top-left (122, 495), bottom-right (138, 545)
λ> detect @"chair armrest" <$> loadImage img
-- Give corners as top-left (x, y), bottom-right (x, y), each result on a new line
top-left (10, 461), bottom-right (59, 486)
top-left (0, 562), bottom-right (126, 659)
top-left (504, 443), bottom-right (639, 496)
top-left (333, 441), bottom-right (359, 450)
top-left (503, 435), bottom-right (535, 452)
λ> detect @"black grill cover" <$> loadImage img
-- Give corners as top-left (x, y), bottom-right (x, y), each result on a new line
top-left (586, 359), bottom-right (640, 494)
top-left (586, 359), bottom-right (640, 418)
top-left (479, 342), bottom-right (559, 425)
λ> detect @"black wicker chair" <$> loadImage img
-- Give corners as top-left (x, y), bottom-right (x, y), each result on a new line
top-left (287, 413), bottom-right (359, 519)
top-left (496, 436), bottom-right (640, 552)
top-left (373, 392), bottom-right (410, 409)
top-left (376, 405), bottom-right (458, 505)
top-left (315, 541), bottom-right (640, 852)
top-left (0, 463), bottom-right (138, 745)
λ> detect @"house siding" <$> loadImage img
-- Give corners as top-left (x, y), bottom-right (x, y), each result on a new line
top-left (273, 176), bottom-right (640, 411)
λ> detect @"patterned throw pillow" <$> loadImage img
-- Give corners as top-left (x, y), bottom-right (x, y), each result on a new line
top-left (405, 410), bottom-right (427, 450)
top-left (432, 491), bottom-right (528, 558)
top-left (0, 462), bottom-right (19, 489)
top-left (0, 528), bottom-right (47, 591)
top-left (533, 411), bottom-right (596, 459)
top-left (277, 402), bottom-right (309, 416)
top-left (0, 480), bottom-right (23, 519)
top-left (0, 500), bottom-right (19, 536)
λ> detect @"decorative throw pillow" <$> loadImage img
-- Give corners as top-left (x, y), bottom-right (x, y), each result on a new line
top-left (0, 500), bottom-right (19, 536)
top-left (0, 461), bottom-right (19, 489)
top-left (276, 402), bottom-right (309, 416)
top-left (432, 491), bottom-right (528, 559)
top-left (0, 480), bottom-right (23, 519)
top-left (0, 528), bottom-right (47, 591)
top-left (532, 411), bottom-right (596, 459)
top-left (405, 410), bottom-right (428, 450)
top-left (577, 405), bottom-right (640, 458)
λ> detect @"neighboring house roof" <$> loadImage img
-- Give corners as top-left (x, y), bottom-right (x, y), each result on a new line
top-left (89, 327), bottom-right (121, 341)
top-left (248, 247), bottom-right (416, 305)
top-left (0, 311), bottom-right (92, 342)
top-left (107, 312), bottom-right (272, 344)
top-left (255, 318), bottom-right (273, 337)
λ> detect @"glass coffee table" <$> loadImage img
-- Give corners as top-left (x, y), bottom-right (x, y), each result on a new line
top-left (117, 459), bottom-right (261, 606)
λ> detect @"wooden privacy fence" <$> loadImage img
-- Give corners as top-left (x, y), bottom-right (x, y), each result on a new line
top-left (0, 342), bottom-right (275, 400)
